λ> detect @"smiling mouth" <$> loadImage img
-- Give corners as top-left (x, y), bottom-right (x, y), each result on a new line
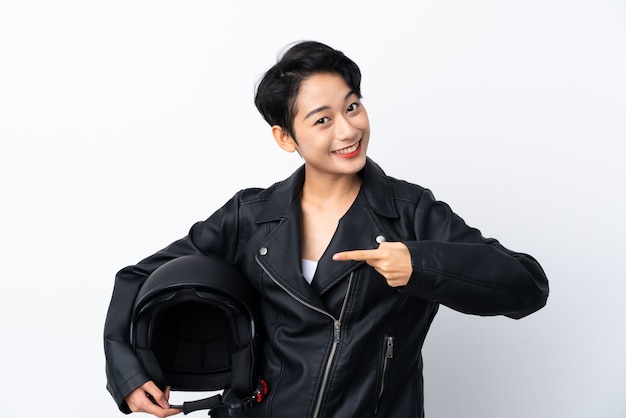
top-left (332, 140), bottom-right (361, 155)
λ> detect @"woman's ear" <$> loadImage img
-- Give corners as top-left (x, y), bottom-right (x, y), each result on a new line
top-left (272, 125), bottom-right (298, 153)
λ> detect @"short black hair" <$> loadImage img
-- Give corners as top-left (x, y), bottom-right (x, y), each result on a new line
top-left (254, 41), bottom-right (362, 139)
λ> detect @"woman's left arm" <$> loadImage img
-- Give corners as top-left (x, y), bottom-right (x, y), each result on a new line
top-left (403, 189), bottom-right (549, 319)
top-left (334, 189), bottom-right (549, 319)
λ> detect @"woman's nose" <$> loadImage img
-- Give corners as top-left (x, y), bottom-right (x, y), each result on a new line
top-left (335, 115), bottom-right (358, 141)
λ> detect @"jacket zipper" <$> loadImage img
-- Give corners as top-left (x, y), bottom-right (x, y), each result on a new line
top-left (255, 255), bottom-right (354, 418)
top-left (374, 335), bottom-right (394, 414)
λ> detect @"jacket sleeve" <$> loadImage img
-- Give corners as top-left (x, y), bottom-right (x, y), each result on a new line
top-left (103, 192), bottom-right (242, 412)
top-left (401, 189), bottom-right (549, 319)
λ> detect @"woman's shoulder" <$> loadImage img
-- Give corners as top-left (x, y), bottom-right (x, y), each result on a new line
top-left (230, 177), bottom-right (295, 217)
top-left (387, 176), bottom-right (428, 199)
top-left (235, 165), bottom-right (305, 210)
top-left (365, 159), bottom-right (430, 205)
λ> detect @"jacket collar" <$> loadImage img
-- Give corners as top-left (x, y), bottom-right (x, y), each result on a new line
top-left (255, 158), bottom-right (398, 224)
top-left (253, 158), bottom-right (399, 306)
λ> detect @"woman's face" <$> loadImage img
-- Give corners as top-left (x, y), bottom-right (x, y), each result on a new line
top-left (280, 72), bottom-right (370, 179)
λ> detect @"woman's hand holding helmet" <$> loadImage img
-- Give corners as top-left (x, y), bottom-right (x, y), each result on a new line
top-left (125, 381), bottom-right (182, 417)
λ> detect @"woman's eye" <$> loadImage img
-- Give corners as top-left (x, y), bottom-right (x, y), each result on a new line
top-left (347, 102), bottom-right (359, 113)
top-left (315, 117), bottom-right (329, 125)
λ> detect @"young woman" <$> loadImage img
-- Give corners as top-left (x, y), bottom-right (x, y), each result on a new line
top-left (104, 41), bottom-right (549, 418)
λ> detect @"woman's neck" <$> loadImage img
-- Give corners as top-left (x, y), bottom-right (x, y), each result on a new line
top-left (299, 171), bottom-right (362, 262)
top-left (300, 171), bottom-right (362, 207)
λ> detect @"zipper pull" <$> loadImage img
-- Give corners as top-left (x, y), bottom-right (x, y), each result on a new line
top-left (385, 335), bottom-right (394, 358)
top-left (334, 321), bottom-right (341, 343)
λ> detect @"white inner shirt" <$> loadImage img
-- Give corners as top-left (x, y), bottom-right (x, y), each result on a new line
top-left (301, 259), bottom-right (318, 284)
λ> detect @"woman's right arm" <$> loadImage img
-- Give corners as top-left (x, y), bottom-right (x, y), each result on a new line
top-left (103, 193), bottom-right (243, 413)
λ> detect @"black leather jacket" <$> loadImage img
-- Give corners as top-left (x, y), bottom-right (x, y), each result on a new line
top-left (104, 158), bottom-right (549, 417)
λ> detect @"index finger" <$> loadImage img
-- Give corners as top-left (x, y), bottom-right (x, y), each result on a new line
top-left (332, 249), bottom-right (379, 261)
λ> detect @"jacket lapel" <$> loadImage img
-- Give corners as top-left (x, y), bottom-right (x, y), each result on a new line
top-left (254, 165), bottom-right (325, 308)
top-left (253, 159), bottom-right (400, 303)
top-left (256, 203), bottom-right (326, 307)
top-left (310, 159), bottom-right (400, 295)
top-left (310, 192), bottom-right (388, 295)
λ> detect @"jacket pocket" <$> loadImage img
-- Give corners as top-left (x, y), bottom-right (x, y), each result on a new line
top-left (374, 334), bottom-right (394, 414)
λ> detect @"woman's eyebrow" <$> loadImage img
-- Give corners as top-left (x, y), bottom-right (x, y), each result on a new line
top-left (303, 105), bottom-right (330, 121)
top-left (303, 91), bottom-right (357, 121)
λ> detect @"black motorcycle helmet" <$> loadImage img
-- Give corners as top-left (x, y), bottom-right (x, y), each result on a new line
top-left (130, 255), bottom-right (266, 414)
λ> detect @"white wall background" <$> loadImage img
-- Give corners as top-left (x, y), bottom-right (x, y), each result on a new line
top-left (1, 1), bottom-right (625, 417)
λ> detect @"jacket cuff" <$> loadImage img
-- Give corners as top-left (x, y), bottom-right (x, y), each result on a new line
top-left (402, 241), bottom-right (430, 297)
top-left (108, 371), bottom-right (150, 414)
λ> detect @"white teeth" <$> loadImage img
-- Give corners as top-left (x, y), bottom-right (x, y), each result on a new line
top-left (334, 141), bottom-right (359, 155)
